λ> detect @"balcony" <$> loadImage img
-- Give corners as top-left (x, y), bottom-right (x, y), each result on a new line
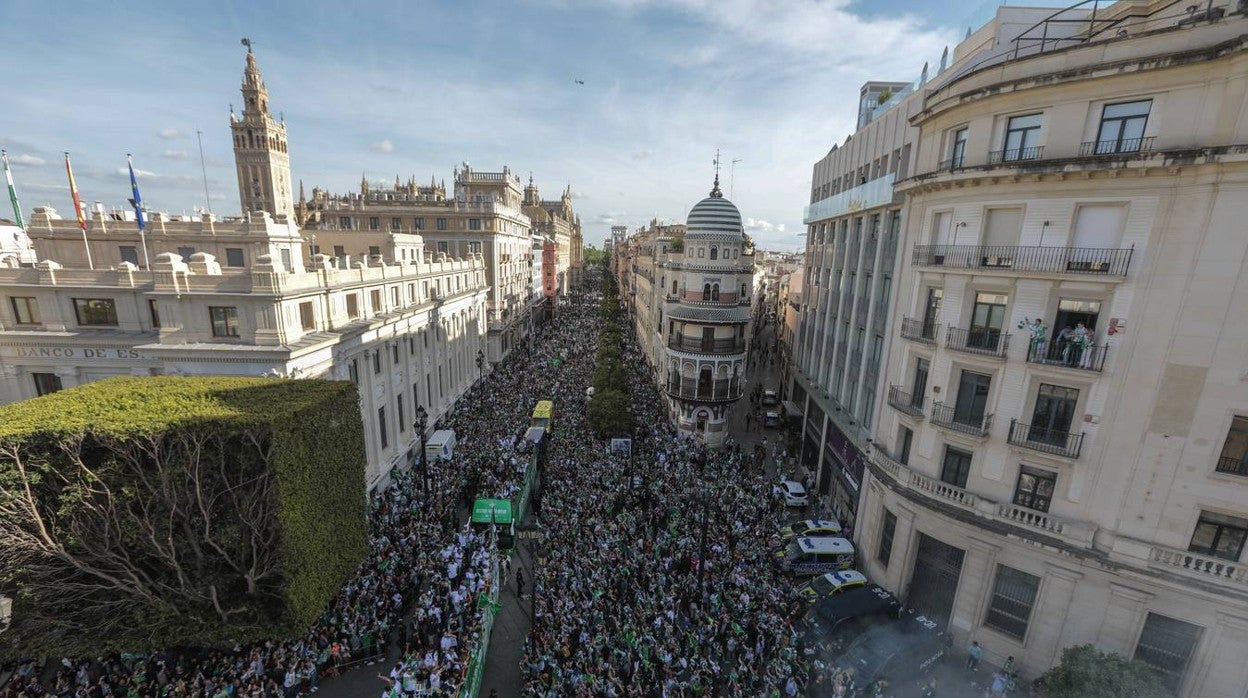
top-left (988, 145), bottom-right (1045, 164)
top-left (900, 316), bottom-right (938, 344)
top-left (938, 154), bottom-right (965, 170)
top-left (887, 385), bottom-right (924, 418)
top-left (930, 402), bottom-right (993, 438)
top-left (1026, 341), bottom-right (1107, 372)
top-left (912, 245), bottom-right (1133, 277)
top-left (945, 326), bottom-right (1010, 359)
top-left (1078, 137), bottom-right (1155, 157)
top-left (1008, 419), bottom-right (1085, 459)
top-left (667, 337), bottom-right (746, 354)
top-left (1150, 544), bottom-right (1248, 591)
top-left (803, 173), bottom-right (897, 224)
top-left (665, 378), bottom-right (743, 402)
top-left (1215, 457), bottom-right (1248, 477)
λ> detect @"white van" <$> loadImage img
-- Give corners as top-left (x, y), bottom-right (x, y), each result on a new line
top-left (775, 537), bottom-right (857, 576)
top-left (425, 429), bottom-right (457, 462)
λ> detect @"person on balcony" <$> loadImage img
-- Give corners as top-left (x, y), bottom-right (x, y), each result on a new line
top-left (1017, 317), bottom-right (1047, 360)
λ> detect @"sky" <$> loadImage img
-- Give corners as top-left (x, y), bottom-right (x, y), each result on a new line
top-left (2, 0), bottom-right (1015, 252)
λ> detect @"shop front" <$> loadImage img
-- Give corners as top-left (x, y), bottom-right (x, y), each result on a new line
top-left (820, 419), bottom-right (867, 523)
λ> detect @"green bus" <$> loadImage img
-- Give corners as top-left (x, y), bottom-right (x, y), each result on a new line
top-left (471, 498), bottom-right (515, 551)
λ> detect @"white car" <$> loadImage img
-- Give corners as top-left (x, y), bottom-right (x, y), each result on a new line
top-left (773, 479), bottom-right (809, 507)
top-left (762, 389), bottom-right (779, 406)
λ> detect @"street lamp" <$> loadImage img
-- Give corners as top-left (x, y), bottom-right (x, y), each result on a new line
top-left (414, 405), bottom-right (429, 493)
top-left (476, 348), bottom-right (485, 382)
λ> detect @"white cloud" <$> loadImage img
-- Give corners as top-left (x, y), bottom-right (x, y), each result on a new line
top-left (161, 150), bottom-right (189, 160)
top-left (114, 167), bottom-right (198, 185)
top-left (9, 154), bottom-right (45, 166)
top-left (594, 212), bottom-right (627, 224)
top-left (570, 189), bottom-right (589, 199)
top-left (158, 128), bottom-right (188, 139)
top-left (745, 217), bottom-right (786, 234)
top-left (630, 150), bottom-right (652, 160)
top-left (370, 140), bottom-right (395, 153)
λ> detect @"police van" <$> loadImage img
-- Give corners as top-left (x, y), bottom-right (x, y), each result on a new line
top-left (835, 607), bottom-right (949, 687)
top-left (775, 536), bottom-right (856, 576)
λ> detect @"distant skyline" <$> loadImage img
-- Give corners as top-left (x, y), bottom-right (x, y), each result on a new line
top-left (3, 0), bottom-right (1028, 251)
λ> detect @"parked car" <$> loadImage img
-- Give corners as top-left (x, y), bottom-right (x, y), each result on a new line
top-left (764, 410), bottom-right (781, 428)
top-left (772, 479), bottom-right (808, 507)
top-left (796, 570), bottom-right (869, 604)
top-left (762, 389), bottom-right (779, 405)
top-left (774, 536), bottom-right (856, 576)
top-left (798, 584), bottom-right (903, 647)
top-left (772, 519), bottom-right (843, 547)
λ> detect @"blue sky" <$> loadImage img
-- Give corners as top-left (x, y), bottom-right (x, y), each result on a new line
top-left (3, 0), bottom-right (1016, 251)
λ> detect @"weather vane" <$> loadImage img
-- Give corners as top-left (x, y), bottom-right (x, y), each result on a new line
top-left (241, 37), bottom-right (254, 53)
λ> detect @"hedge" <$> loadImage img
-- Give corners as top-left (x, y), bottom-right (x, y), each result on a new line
top-left (0, 376), bottom-right (368, 656)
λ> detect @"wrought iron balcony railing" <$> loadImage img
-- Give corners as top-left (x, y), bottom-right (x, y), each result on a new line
top-left (988, 145), bottom-right (1045, 164)
top-left (931, 402), bottom-right (993, 437)
top-left (900, 317), bottom-right (938, 344)
top-left (887, 385), bottom-right (925, 418)
top-left (1078, 136), bottom-right (1155, 157)
top-left (939, 154), bottom-right (966, 170)
top-left (1008, 419), bottom-right (1085, 459)
top-left (946, 326), bottom-right (1010, 358)
top-left (1026, 341), bottom-right (1107, 372)
top-left (912, 245), bottom-right (1132, 277)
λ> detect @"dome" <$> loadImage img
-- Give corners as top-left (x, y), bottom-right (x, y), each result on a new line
top-left (685, 178), bottom-right (744, 240)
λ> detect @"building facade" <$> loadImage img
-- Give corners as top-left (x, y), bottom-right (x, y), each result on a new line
top-left (616, 178), bottom-right (756, 445)
top-left (853, 3), bottom-right (1248, 696)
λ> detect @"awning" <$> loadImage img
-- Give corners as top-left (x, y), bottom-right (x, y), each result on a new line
top-left (783, 400), bottom-right (803, 417)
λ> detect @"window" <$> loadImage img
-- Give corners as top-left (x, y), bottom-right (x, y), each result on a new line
top-left (468, 241), bottom-right (482, 255)
top-left (348, 358), bottom-right (358, 385)
top-left (1029, 384), bottom-right (1079, 445)
top-left (697, 247), bottom-right (704, 258)
top-left (1188, 510), bottom-right (1248, 561)
top-left (369, 216), bottom-right (380, 231)
top-left (370, 289), bottom-right (382, 311)
top-left (368, 245), bottom-right (381, 258)
top-left (941, 446), bottom-right (972, 488)
top-left (969, 292), bottom-right (1008, 349)
top-left (333, 245), bottom-right (346, 258)
top-left (346, 294), bottom-right (360, 319)
top-left (1134, 613), bottom-right (1202, 695)
top-left (398, 395), bottom-right (406, 432)
top-left (436, 218), bottom-right (448, 231)
top-left (10, 296), bottom-right (39, 324)
top-left (953, 371), bottom-right (991, 427)
top-left (1216, 416), bottom-right (1248, 476)
top-left (372, 350), bottom-right (382, 374)
top-left (1001, 113), bottom-right (1042, 161)
top-left (391, 217), bottom-right (402, 231)
top-left (983, 565), bottom-right (1040, 640)
top-left (209, 306), bottom-right (240, 337)
top-left (280, 248), bottom-right (292, 271)
top-left (1013, 466), bottom-right (1056, 512)
top-left (948, 127), bottom-right (968, 168)
top-left (298, 301), bottom-right (315, 331)
top-left (148, 299), bottom-right (161, 328)
top-left (469, 218), bottom-right (482, 231)
top-left (1095, 99), bottom-right (1151, 154)
top-left (177, 246), bottom-right (196, 259)
top-left (119, 245), bottom-right (139, 265)
top-left (897, 426), bottom-right (913, 465)
top-left (378, 406), bottom-right (388, 448)
top-left (32, 372), bottom-right (63, 397)
top-left (709, 245), bottom-right (718, 260)
top-left (415, 218), bottom-right (425, 230)
top-left (225, 248), bottom-right (245, 267)
top-left (338, 216), bottom-right (351, 230)
top-left (877, 510), bottom-right (896, 567)
top-left (437, 241), bottom-right (448, 254)
top-left (73, 298), bottom-right (119, 326)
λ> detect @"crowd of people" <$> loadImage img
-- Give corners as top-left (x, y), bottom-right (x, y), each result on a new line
top-left (0, 286), bottom-right (608, 698)
top-left (520, 292), bottom-right (810, 696)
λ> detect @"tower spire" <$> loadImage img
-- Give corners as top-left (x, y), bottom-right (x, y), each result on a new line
top-left (710, 149), bottom-right (723, 198)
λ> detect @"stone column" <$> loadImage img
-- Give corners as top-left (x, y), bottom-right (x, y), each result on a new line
top-left (1185, 613), bottom-right (1248, 698)
top-left (1096, 583), bottom-right (1153, 654)
top-left (1027, 563), bottom-right (1084, 670)
top-left (953, 536), bottom-right (1001, 643)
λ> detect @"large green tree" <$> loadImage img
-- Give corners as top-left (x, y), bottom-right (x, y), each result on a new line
top-left (0, 377), bottom-right (368, 657)
top-left (1040, 644), bottom-right (1170, 698)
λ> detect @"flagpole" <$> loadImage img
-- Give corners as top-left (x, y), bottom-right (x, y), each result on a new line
top-left (64, 152), bottom-right (93, 270)
top-left (127, 154), bottom-right (151, 270)
top-left (2, 150), bottom-right (25, 229)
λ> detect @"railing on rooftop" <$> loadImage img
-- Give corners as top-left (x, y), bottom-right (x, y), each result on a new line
top-left (913, 245), bottom-right (1132, 277)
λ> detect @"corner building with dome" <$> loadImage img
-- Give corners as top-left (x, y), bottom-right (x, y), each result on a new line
top-left (614, 175), bottom-right (756, 446)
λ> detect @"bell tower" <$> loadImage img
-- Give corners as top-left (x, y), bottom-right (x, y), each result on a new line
top-left (231, 40), bottom-right (294, 221)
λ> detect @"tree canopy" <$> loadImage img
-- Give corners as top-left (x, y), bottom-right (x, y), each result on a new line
top-left (1040, 644), bottom-right (1170, 698)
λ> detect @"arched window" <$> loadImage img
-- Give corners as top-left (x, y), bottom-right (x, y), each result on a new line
top-left (698, 247), bottom-right (705, 258)
top-left (703, 283), bottom-right (711, 299)
top-left (711, 284), bottom-right (720, 301)
top-left (672, 280), bottom-right (678, 295)
top-left (710, 246), bottom-right (718, 260)
top-left (741, 283), bottom-right (747, 297)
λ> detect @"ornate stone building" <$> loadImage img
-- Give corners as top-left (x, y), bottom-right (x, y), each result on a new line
top-left (231, 48), bottom-right (294, 221)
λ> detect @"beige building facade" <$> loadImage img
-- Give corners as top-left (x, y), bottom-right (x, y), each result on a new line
top-left (854, 4), bottom-right (1248, 696)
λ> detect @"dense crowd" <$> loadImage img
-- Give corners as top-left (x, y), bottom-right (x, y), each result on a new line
top-left (1, 289), bottom-right (603, 698)
top-left (521, 297), bottom-right (809, 696)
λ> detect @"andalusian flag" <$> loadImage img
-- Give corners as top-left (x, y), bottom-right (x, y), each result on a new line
top-left (2, 150), bottom-right (23, 228)
top-left (127, 154), bottom-right (146, 231)
top-left (64, 152), bottom-right (86, 231)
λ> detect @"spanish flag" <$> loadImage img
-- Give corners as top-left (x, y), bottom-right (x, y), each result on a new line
top-left (64, 152), bottom-right (86, 231)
